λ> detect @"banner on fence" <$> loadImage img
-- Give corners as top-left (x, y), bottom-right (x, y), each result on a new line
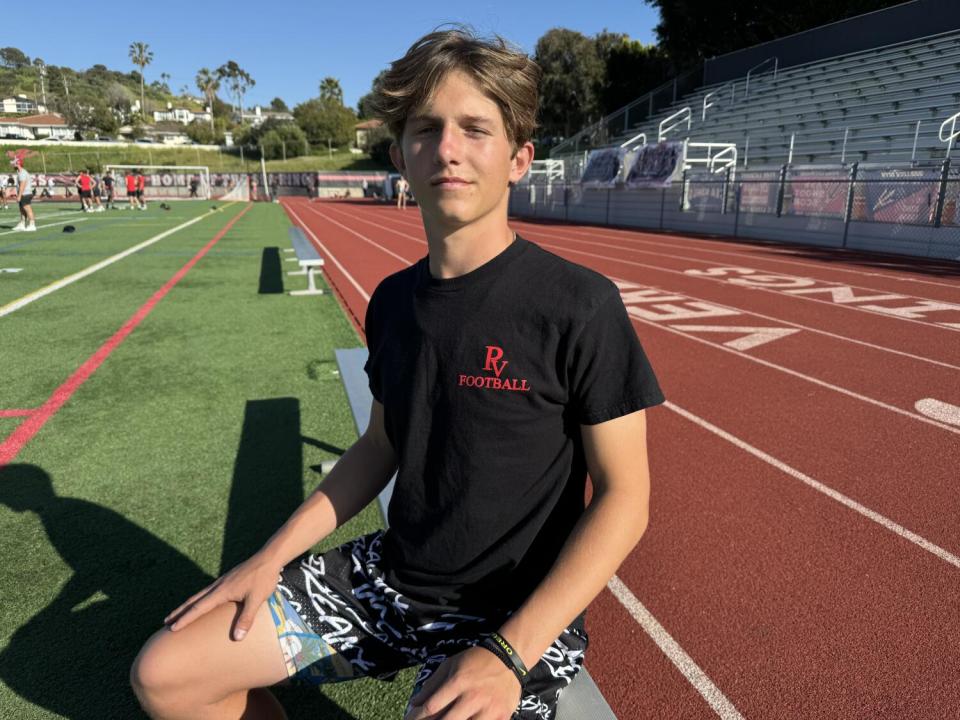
top-left (737, 171), bottom-right (780, 214)
top-left (625, 141), bottom-right (683, 188)
top-left (785, 169), bottom-right (849, 219)
top-left (857, 168), bottom-right (939, 225)
top-left (581, 148), bottom-right (626, 187)
top-left (685, 170), bottom-right (727, 213)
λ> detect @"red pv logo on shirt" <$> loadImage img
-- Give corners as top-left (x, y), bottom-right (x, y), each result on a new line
top-left (458, 345), bottom-right (530, 392)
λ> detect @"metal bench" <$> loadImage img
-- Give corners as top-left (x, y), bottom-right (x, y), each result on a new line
top-left (285, 227), bottom-right (324, 296)
top-left (334, 346), bottom-right (617, 720)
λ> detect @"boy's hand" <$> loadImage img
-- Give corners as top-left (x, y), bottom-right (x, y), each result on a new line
top-left (404, 646), bottom-right (522, 720)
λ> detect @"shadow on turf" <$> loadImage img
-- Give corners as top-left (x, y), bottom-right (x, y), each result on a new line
top-left (259, 246), bottom-right (285, 294)
top-left (0, 396), bottom-right (359, 720)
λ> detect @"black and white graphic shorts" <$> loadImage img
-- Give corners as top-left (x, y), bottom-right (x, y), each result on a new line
top-left (269, 530), bottom-right (588, 720)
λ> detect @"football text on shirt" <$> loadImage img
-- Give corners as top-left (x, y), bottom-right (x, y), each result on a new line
top-left (457, 345), bottom-right (530, 392)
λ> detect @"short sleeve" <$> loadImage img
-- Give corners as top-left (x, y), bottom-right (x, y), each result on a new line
top-left (568, 288), bottom-right (664, 425)
top-left (362, 289), bottom-right (384, 403)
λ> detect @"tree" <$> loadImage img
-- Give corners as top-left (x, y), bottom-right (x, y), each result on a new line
top-left (600, 39), bottom-right (670, 116)
top-left (0, 47), bottom-right (30, 69)
top-left (356, 70), bottom-right (387, 119)
top-left (159, 72), bottom-right (171, 93)
top-left (128, 41), bottom-right (153, 120)
top-left (293, 98), bottom-right (356, 149)
top-left (105, 82), bottom-right (134, 121)
top-left (644, 0), bottom-right (906, 72)
top-left (319, 77), bottom-right (344, 105)
top-left (216, 61), bottom-right (254, 118)
top-left (195, 68), bottom-right (220, 131)
top-left (270, 97), bottom-right (289, 112)
top-left (535, 29), bottom-right (604, 138)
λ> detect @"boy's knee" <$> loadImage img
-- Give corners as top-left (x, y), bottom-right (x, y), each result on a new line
top-left (130, 634), bottom-right (186, 717)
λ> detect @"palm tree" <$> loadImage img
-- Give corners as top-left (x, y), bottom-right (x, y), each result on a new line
top-left (216, 62), bottom-right (254, 121)
top-left (160, 72), bottom-right (171, 93)
top-left (128, 42), bottom-right (153, 120)
top-left (319, 77), bottom-right (343, 106)
top-left (196, 68), bottom-right (220, 131)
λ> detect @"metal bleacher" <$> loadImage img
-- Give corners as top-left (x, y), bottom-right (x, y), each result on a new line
top-left (554, 29), bottom-right (960, 170)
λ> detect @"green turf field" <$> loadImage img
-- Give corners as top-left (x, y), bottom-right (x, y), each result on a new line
top-left (0, 202), bottom-right (414, 719)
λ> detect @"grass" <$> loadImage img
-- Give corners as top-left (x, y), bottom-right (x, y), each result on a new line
top-left (0, 202), bottom-right (414, 719)
top-left (0, 143), bottom-right (391, 174)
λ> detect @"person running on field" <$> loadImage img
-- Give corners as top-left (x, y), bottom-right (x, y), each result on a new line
top-left (0, 174), bottom-right (9, 211)
top-left (77, 169), bottom-right (93, 212)
top-left (102, 170), bottom-right (115, 209)
top-left (12, 157), bottom-right (36, 232)
top-left (131, 28), bottom-right (664, 720)
top-left (125, 171), bottom-right (137, 210)
top-left (189, 175), bottom-right (199, 198)
top-left (396, 174), bottom-right (409, 209)
top-left (137, 169), bottom-right (147, 210)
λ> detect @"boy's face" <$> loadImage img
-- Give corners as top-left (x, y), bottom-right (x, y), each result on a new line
top-left (391, 70), bottom-right (533, 231)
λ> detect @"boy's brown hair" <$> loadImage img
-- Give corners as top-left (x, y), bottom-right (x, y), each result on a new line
top-left (371, 27), bottom-right (541, 150)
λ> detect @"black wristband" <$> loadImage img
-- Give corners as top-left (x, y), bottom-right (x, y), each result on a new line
top-left (479, 632), bottom-right (530, 687)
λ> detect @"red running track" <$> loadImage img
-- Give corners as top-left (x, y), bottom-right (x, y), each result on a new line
top-left (282, 196), bottom-right (960, 719)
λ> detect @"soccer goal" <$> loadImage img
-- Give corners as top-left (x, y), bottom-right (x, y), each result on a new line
top-left (104, 165), bottom-right (211, 201)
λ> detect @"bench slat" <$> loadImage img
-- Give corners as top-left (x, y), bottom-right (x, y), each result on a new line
top-left (333, 346), bottom-right (616, 720)
top-left (288, 226), bottom-right (323, 263)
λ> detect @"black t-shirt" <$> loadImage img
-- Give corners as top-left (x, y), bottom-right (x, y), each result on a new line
top-left (364, 235), bottom-right (664, 611)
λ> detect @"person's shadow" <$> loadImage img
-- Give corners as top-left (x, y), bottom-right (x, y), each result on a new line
top-left (0, 398), bottom-right (357, 719)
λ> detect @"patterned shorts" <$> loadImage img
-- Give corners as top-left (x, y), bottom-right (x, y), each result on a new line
top-left (268, 530), bottom-right (588, 720)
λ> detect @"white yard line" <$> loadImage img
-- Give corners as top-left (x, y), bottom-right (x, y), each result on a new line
top-left (0, 217), bottom-right (90, 237)
top-left (0, 206), bottom-right (231, 318)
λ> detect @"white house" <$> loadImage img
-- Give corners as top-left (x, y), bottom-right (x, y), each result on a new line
top-left (239, 105), bottom-right (294, 127)
top-left (1, 95), bottom-right (47, 114)
top-left (0, 113), bottom-right (75, 140)
top-left (152, 102), bottom-right (212, 125)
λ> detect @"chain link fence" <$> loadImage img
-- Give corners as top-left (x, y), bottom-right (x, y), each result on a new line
top-left (511, 161), bottom-right (960, 260)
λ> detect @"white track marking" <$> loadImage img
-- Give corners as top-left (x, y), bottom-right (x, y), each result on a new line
top-left (513, 226), bottom-right (960, 333)
top-left (914, 398), bottom-right (960, 426)
top-left (283, 202), bottom-right (370, 301)
top-left (304, 203), bottom-right (414, 263)
top-left (330, 203), bottom-right (960, 372)
top-left (509, 217), bottom-right (960, 292)
top-left (0, 207), bottom-right (229, 318)
top-left (0, 218), bottom-right (91, 237)
top-left (607, 576), bottom-right (745, 719)
top-left (629, 311), bottom-right (960, 436)
top-left (665, 400), bottom-right (960, 569)
top-left (668, 325), bottom-right (801, 350)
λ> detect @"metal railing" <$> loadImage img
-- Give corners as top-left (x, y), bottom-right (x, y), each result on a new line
top-left (702, 82), bottom-right (736, 121)
top-left (620, 133), bottom-right (647, 150)
top-left (939, 110), bottom-right (960, 159)
top-left (744, 56), bottom-right (778, 98)
top-left (659, 107), bottom-right (691, 142)
top-left (549, 66), bottom-right (703, 157)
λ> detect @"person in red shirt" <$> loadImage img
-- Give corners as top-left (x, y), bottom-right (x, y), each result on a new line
top-left (125, 171), bottom-right (138, 210)
top-left (76, 169), bottom-right (93, 212)
top-left (137, 169), bottom-right (147, 210)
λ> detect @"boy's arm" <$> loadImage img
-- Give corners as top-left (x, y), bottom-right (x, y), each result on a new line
top-left (406, 408), bottom-right (650, 720)
top-left (259, 398), bottom-right (398, 570)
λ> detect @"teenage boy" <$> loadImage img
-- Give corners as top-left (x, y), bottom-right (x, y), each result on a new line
top-left (91, 172), bottom-right (105, 212)
top-left (12, 157), bottom-right (36, 231)
top-left (131, 28), bottom-right (663, 720)
top-left (103, 170), bottom-right (115, 209)
top-left (126, 170), bottom-right (138, 210)
top-left (137, 169), bottom-right (147, 210)
top-left (77, 169), bottom-right (93, 212)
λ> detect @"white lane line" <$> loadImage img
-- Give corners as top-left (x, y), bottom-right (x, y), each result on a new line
top-left (304, 203), bottom-right (413, 263)
top-left (629, 311), bottom-right (960, 436)
top-left (915, 398), bottom-right (960, 427)
top-left (665, 400), bottom-right (960, 570)
top-left (0, 207), bottom-right (228, 318)
top-left (515, 225), bottom-right (960, 334)
top-left (283, 202), bottom-right (371, 301)
top-left (607, 576), bottom-right (745, 720)
top-left (0, 218), bottom-right (90, 237)
top-left (331, 204), bottom-right (960, 373)
top-left (510, 217), bottom-right (960, 292)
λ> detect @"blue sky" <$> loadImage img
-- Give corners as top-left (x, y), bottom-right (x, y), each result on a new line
top-left (6, 1), bottom-right (660, 111)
